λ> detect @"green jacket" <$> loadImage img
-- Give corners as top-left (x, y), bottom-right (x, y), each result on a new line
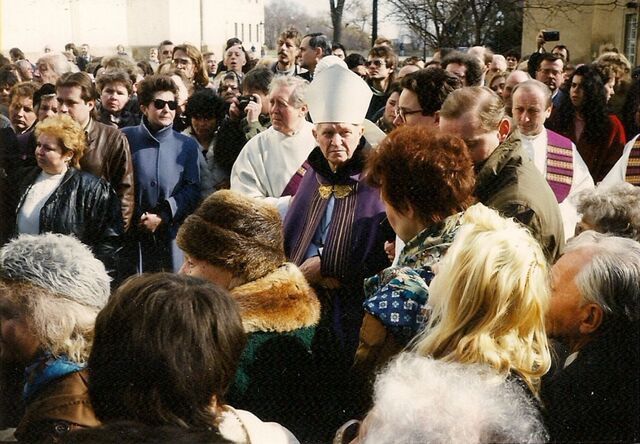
top-left (475, 133), bottom-right (565, 262)
top-left (226, 263), bottom-right (322, 442)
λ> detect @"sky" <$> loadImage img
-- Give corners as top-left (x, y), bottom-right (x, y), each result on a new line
top-left (285, 0), bottom-right (400, 38)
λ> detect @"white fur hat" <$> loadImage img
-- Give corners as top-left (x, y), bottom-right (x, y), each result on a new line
top-left (0, 233), bottom-right (110, 309)
top-left (306, 59), bottom-right (373, 124)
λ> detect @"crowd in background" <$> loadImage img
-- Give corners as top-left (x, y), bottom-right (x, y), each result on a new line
top-left (0, 27), bottom-right (639, 444)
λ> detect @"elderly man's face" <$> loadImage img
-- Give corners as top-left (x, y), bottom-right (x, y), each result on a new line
top-left (546, 248), bottom-right (594, 349)
top-left (159, 44), bottom-right (174, 64)
top-left (0, 289), bottom-right (41, 363)
top-left (36, 61), bottom-right (60, 85)
top-left (269, 85), bottom-right (306, 136)
top-left (313, 122), bottom-right (363, 171)
top-left (438, 110), bottom-right (506, 163)
top-left (512, 87), bottom-right (551, 137)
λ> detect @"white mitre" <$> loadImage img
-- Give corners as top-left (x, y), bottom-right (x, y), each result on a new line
top-left (306, 56), bottom-right (373, 124)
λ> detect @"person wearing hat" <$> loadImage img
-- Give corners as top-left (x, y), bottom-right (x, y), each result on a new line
top-left (176, 190), bottom-right (324, 442)
top-left (282, 58), bottom-right (390, 425)
top-left (0, 233), bottom-right (110, 442)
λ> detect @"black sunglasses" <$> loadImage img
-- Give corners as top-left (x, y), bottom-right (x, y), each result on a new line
top-left (152, 98), bottom-right (178, 110)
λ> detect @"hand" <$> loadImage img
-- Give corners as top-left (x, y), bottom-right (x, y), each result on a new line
top-left (536, 31), bottom-right (546, 50)
top-left (245, 94), bottom-right (262, 123)
top-left (228, 98), bottom-right (241, 121)
top-left (300, 255), bottom-right (323, 284)
top-left (383, 240), bottom-right (396, 263)
top-left (139, 212), bottom-right (162, 233)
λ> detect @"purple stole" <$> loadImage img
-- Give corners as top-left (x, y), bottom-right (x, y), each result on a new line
top-left (624, 137), bottom-right (640, 186)
top-left (280, 160), bottom-right (310, 197)
top-left (546, 130), bottom-right (574, 203)
top-left (283, 168), bottom-right (387, 283)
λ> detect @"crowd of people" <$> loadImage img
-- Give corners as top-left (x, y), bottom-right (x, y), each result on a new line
top-left (0, 27), bottom-right (639, 444)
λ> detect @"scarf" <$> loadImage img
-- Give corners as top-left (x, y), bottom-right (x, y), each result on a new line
top-left (23, 352), bottom-right (84, 402)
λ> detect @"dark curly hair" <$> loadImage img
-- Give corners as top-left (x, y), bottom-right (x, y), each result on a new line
top-left (442, 51), bottom-right (484, 87)
top-left (366, 126), bottom-right (476, 225)
top-left (547, 64), bottom-right (611, 146)
top-left (137, 75), bottom-right (178, 107)
top-left (400, 68), bottom-right (462, 116)
top-left (185, 88), bottom-right (226, 122)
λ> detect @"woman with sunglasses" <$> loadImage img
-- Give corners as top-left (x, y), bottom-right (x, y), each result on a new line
top-left (122, 75), bottom-right (201, 273)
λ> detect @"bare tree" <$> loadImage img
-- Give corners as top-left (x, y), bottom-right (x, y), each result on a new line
top-left (386, 0), bottom-right (523, 52)
top-left (329, 0), bottom-right (347, 43)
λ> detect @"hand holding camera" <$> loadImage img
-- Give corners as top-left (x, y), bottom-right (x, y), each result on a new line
top-left (239, 94), bottom-right (261, 123)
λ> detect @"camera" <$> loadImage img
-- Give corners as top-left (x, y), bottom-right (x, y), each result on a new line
top-left (238, 95), bottom-right (257, 113)
top-left (542, 30), bottom-right (560, 42)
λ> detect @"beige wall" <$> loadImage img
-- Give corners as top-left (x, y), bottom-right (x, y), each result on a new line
top-left (0, 0), bottom-right (264, 62)
top-left (522, 0), bottom-right (639, 65)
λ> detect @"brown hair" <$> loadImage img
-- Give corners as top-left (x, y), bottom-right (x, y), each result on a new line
top-left (88, 273), bottom-right (246, 428)
top-left (172, 43), bottom-right (209, 89)
top-left (96, 69), bottom-right (133, 95)
top-left (367, 126), bottom-right (475, 225)
top-left (56, 71), bottom-right (96, 102)
top-left (137, 75), bottom-right (178, 107)
top-left (8, 81), bottom-right (37, 103)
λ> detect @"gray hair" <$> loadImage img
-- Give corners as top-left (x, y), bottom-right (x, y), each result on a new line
top-left (268, 75), bottom-right (309, 109)
top-left (0, 233), bottom-right (111, 363)
top-left (37, 53), bottom-right (74, 76)
top-left (565, 231), bottom-right (640, 323)
top-left (574, 182), bottom-right (640, 241)
top-left (360, 353), bottom-right (548, 444)
top-left (512, 79), bottom-right (553, 108)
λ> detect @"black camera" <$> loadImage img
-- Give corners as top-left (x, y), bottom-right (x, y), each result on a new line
top-left (238, 95), bottom-right (257, 113)
top-left (542, 30), bottom-right (560, 42)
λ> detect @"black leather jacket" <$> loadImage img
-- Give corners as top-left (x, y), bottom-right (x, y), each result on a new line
top-left (14, 167), bottom-right (124, 272)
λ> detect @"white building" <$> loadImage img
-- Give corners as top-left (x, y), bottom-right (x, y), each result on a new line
top-left (0, 0), bottom-right (264, 60)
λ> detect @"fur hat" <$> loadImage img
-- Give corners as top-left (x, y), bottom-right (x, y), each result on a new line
top-left (0, 233), bottom-right (110, 309)
top-left (177, 190), bottom-right (286, 282)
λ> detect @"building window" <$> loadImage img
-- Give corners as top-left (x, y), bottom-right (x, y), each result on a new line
top-left (249, 24), bottom-right (252, 42)
top-left (235, 22), bottom-right (238, 38)
top-left (242, 23), bottom-right (245, 41)
top-left (624, 13), bottom-right (637, 66)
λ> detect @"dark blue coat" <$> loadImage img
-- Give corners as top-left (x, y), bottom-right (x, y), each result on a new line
top-left (122, 120), bottom-right (200, 272)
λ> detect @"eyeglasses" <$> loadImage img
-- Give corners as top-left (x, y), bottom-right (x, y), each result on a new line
top-left (152, 99), bottom-right (178, 110)
top-left (365, 59), bottom-right (386, 68)
top-left (396, 107), bottom-right (424, 120)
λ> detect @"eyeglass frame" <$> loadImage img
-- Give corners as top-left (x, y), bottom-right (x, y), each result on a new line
top-left (365, 59), bottom-right (387, 68)
top-left (152, 98), bottom-right (178, 110)
top-left (395, 106), bottom-right (426, 121)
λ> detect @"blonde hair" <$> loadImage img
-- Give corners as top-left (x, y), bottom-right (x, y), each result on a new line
top-left (35, 114), bottom-right (86, 168)
top-left (439, 86), bottom-right (505, 132)
top-left (412, 203), bottom-right (551, 395)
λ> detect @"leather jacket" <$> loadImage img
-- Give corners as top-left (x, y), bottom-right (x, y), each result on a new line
top-left (15, 167), bottom-right (124, 273)
top-left (83, 118), bottom-right (135, 231)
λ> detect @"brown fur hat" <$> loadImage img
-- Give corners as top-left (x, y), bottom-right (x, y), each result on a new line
top-left (176, 190), bottom-right (286, 282)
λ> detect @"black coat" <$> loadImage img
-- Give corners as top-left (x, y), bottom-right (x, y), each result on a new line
top-left (541, 321), bottom-right (640, 443)
top-left (14, 167), bottom-right (124, 273)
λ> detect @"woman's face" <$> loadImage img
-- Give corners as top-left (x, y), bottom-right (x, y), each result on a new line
top-left (381, 192), bottom-right (423, 243)
top-left (224, 45), bottom-right (246, 73)
top-left (603, 77), bottom-right (615, 102)
top-left (569, 74), bottom-right (584, 109)
top-left (219, 78), bottom-right (240, 103)
top-left (0, 292), bottom-right (40, 363)
top-left (36, 133), bottom-right (71, 175)
top-left (179, 253), bottom-right (233, 289)
top-left (490, 76), bottom-right (506, 96)
top-left (142, 90), bottom-right (176, 128)
top-left (383, 91), bottom-right (399, 125)
top-left (100, 81), bottom-right (130, 114)
top-left (191, 115), bottom-right (217, 140)
top-left (172, 49), bottom-right (195, 80)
